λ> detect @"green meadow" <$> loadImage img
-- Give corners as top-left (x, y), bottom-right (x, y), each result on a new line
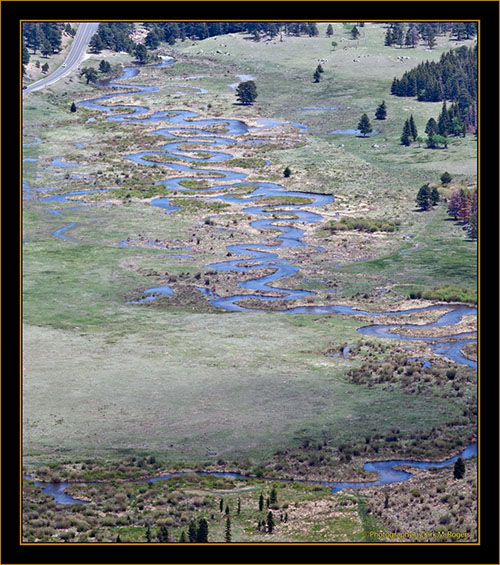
top-left (23, 21), bottom-right (476, 503)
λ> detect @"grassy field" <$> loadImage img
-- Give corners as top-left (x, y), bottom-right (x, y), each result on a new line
top-left (22, 23), bottom-right (477, 543)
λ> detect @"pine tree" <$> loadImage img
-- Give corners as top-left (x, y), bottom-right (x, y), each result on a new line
top-left (425, 118), bottom-right (438, 136)
top-left (258, 493), bottom-right (264, 511)
top-left (196, 518), bottom-right (209, 543)
top-left (400, 119), bottom-right (412, 146)
top-left (453, 457), bottom-right (465, 479)
top-left (375, 100), bottom-right (387, 120)
top-left (351, 25), bottom-right (360, 40)
top-left (357, 113), bottom-right (372, 137)
top-left (440, 171), bottom-right (452, 185)
top-left (416, 184), bottom-right (431, 210)
top-left (236, 80), bottom-right (258, 105)
top-left (283, 166), bottom-right (291, 178)
top-left (158, 525), bottom-right (169, 542)
top-left (269, 487), bottom-right (277, 506)
top-left (438, 101), bottom-right (450, 136)
top-left (409, 115), bottom-right (418, 141)
top-left (70, 102), bottom-right (77, 113)
top-left (99, 59), bottom-right (111, 73)
top-left (188, 520), bottom-right (197, 542)
top-left (266, 511), bottom-right (275, 533)
top-left (384, 28), bottom-right (393, 46)
top-left (326, 24), bottom-right (334, 38)
top-left (179, 530), bottom-right (187, 543)
top-left (313, 68), bottom-right (321, 83)
top-left (225, 516), bottom-right (232, 542)
top-left (430, 186), bottom-right (440, 206)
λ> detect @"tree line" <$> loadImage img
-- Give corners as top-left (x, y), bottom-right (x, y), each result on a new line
top-left (22, 22), bottom-right (75, 76)
top-left (89, 21), bottom-right (321, 54)
top-left (390, 45), bottom-right (477, 133)
top-left (384, 22), bottom-right (477, 50)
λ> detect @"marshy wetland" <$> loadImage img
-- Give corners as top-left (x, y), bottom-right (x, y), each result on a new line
top-left (22, 22), bottom-right (478, 543)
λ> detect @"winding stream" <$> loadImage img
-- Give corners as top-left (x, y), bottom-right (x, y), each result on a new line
top-left (24, 59), bottom-right (477, 505)
top-left (26, 442), bottom-right (477, 505)
top-left (77, 63), bottom-right (476, 368)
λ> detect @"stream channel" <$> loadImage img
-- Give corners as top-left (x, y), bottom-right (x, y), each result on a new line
top-left (24, 59), bottom-right (477, 504)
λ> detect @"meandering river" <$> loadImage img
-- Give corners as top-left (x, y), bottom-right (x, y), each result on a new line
top-left (23, 59), bottom-right (477, 504)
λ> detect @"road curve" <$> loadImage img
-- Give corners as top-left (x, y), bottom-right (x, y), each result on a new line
top-left (23, 22), bottom-right (100, 96)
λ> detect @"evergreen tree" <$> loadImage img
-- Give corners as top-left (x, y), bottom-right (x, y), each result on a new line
top-left (409, 114), bottom-right (418, 141)
top-left (89, 34), bottom-right (105, 53)
top-left (40, 36), bottom-right (52, 58)
top-left (430, 186), bottom-right (440, 206)
top-left (258, 493), bottom-right (264, 511)
top-left (196, 518), bottom-right (209, 542)
top-left (188, 520), bottom-right (197, 542)
top-left (351, 25), bottom-right (360, 40)
top-left (425, 117), bottom-right (438, 136)
top-left (440, 171), bottom-right (452, 185)
top-left (375, 100), bottom-right (387, 120)
top-left (70, 102), bottom-right (77, 113)
top-left (145, 30), bottom-right (160, 49)
top-left (283, 166), bottom-right (291, 178)
top-left (416, 183), bottom-right (431, 210)
top-left (400, 119), bottom-right (412, 146)
top-left (384, 28), bottom-right (393, 46)
top-left (80, 67), bottom-right (98, 84)
top-left (41, 62), bottom-right (49, 74)
top-left (313, 68), bottom-right (321, 83)
top-left (158, 525), bottom-right (169, 542)
top-left (236, 80), bottom-right (258, 105)
top-left (134, 43), bottom-right (149, 64)
top-left (225, 516), bottom-right (232, 542)
top-left (220, 498), bottom-right (224, 512)
top-left (326, 24), bottom-right (334, 38)
top-left (427, 29), bottom-right (437, 49)
top-left (438, 101), bottom-right (450, 135)
top-left (269, 487), bottom-right (278, 506)
top-left (266, 511), bottom-right (275, 533)
top-left (22, 36), bottom-right (30, 67)
top-left (407, 25), bottom-right (420, 48)
top-left (357, 113), bottom-right (372, 137)
top-left (453, 457), bottom-right (465, 479)
top-left (145, 523), bottom-right (151, 542)
top-left (99, 59), bottom-right (111, 73)
top-left (179, 530), bottom-right (187, 543)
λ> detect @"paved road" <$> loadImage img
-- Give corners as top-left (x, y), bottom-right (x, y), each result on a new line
top-left (23, 22), bottom-right (100, 96)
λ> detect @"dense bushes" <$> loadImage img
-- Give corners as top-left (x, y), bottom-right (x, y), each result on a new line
top-left (327, 217), bottom-right (400, 233)
top-left (422, 285), bottom-right (477, 304)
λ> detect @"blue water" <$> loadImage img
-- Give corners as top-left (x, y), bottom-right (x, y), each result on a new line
top-left (22, 59), bottom-right (478, 508)
top-left (71, 61), bottom-right (478, 370)
top-left (25, 442), bottom-right (477, 505)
